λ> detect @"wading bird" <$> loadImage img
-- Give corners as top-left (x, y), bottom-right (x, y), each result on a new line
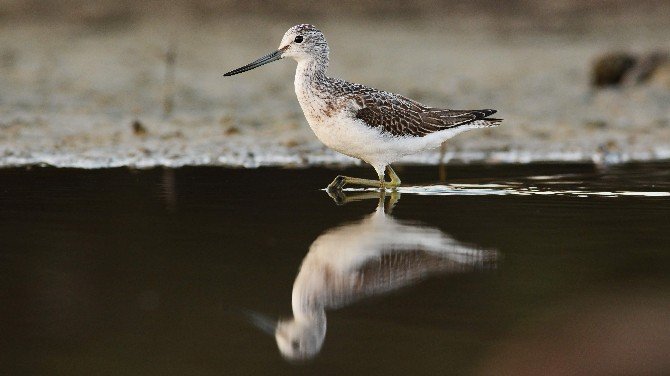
top-left (224, 24), bottom-right (501, 191)
top-left (245, 192), bottom-right (497, 360)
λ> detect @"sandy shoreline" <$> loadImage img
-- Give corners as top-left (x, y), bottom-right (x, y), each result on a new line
top-left (1, 15), bottom-right (669, 168)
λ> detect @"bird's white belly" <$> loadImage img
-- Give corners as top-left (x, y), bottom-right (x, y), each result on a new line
top-left (303, 107), bottom-right (465, 166)
top-left (305, 110), bottom-right (379, 159)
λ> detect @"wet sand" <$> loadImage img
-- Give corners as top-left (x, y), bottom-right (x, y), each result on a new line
top-left (1, 12), bottom-right (669, 167)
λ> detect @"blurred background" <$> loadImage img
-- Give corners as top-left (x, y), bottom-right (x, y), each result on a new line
top-left (1, 0), bottom-right (669, 167)
top-left (0, 0), bottom-right (670, 167)
top-left (2, 3), bottom-right (670, 374)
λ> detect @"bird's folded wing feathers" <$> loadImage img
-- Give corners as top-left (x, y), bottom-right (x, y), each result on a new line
top-left (352, 91), bottom-right (497, 137)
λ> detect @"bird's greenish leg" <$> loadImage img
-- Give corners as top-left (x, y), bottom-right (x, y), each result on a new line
top-left (327, 165), bottom-right (401, 191)
top-left (386, 166), bottom-right (401, 187)
top-left (385, 190), bottom-right (401, 213)
top-left (326, 189), bottom-right (401, 207)
top-left (327, 175), bottom-right (382, 192)
top-left (327, 190), bottom-right (383, 205)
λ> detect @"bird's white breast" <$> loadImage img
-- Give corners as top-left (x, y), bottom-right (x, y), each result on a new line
top-left (294, 72), bottom-right (381, 160)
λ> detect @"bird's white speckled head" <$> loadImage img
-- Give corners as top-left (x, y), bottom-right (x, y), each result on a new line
top-left (278, 24), bottom-right (329, 63)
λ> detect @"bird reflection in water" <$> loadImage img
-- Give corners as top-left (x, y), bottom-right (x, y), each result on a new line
top-left (248, 191), bottom-right (497, 361)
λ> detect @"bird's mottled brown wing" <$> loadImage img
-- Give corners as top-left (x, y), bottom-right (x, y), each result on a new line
top-left (352, 89), bottom-right (497, 137)
top-left (317, 249), bottom-right (495, 310)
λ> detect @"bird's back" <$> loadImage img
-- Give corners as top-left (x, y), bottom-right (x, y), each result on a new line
top-left (316, 76), bottom-right (501, 138)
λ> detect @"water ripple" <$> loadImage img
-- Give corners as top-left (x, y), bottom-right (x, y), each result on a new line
top-left (343, 184), bottom-right (670, 198)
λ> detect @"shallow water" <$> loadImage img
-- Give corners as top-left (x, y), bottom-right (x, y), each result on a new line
top-left (1, 163), bottom-right (670, 375)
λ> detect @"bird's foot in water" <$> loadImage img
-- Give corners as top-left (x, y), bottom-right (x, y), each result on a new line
top-left (326, 175), bottom-right (386, 192)
top-left (326, 189), bottom-right (401, 211)
top-left (326, 166), bottom-right (401, 192)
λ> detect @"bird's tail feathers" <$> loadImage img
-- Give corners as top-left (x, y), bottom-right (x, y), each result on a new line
top-left (468, 118), bottom-right (502, 128)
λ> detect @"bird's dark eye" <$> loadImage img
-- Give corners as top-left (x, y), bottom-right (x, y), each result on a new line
top-left (291, 340), bottom-right (300, 350)
top-left (294, 35), bottom-right (304, 43)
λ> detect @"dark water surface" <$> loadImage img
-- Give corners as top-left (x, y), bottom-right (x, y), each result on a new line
top-left (1, 163), bottom-right (670, 375)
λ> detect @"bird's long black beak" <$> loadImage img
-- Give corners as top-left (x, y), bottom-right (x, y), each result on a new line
top-left (242, 309), bottom-right (277, 335)
top-left (223, 49), bottom-right (283, 76)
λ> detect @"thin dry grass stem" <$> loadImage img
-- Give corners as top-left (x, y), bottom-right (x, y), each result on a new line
top-left (163, 42), bottom-right (177, 118)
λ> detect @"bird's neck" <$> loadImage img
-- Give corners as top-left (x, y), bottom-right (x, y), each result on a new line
top-left (291, 266), bottom-right (328, 326)
top-left (292, 303), bottom-right (327, 340)
top-left (295, 57), bottom-right (328, 93)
